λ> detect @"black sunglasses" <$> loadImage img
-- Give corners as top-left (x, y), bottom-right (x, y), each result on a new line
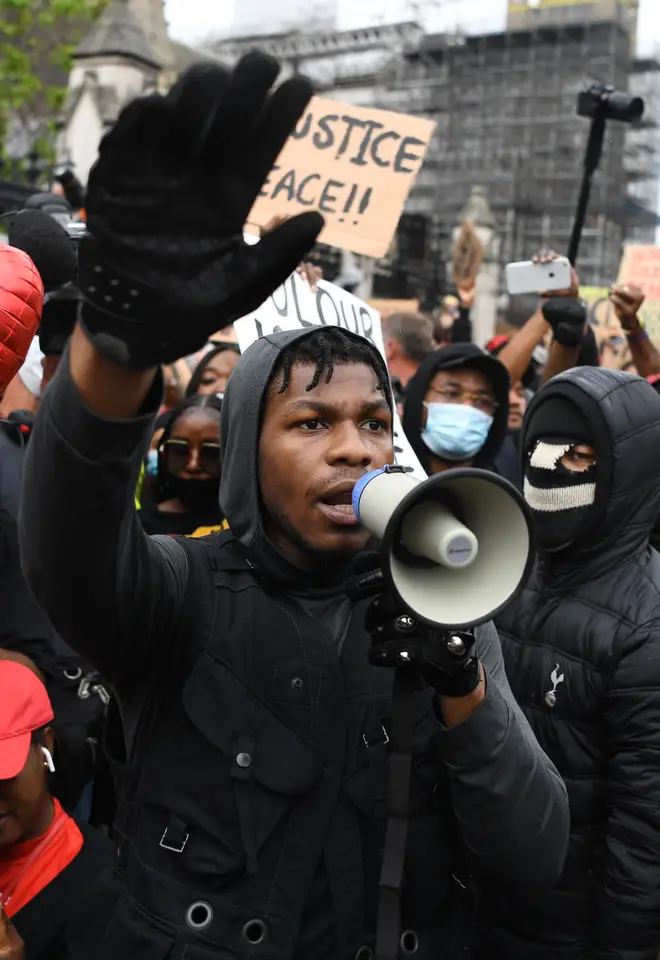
top-left (162, 439), bottom-right (221, 476)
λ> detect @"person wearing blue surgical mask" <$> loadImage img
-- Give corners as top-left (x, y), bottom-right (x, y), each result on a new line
top-left (402, 343), bottom-right (510, 475)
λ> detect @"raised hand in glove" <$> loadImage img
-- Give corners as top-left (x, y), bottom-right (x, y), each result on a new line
top-left (542, 297), bottom-right (587, 348)
top-left (79, 53), bottom-right (324, 369)
top-left (347, 554), bottom-right (482, 698)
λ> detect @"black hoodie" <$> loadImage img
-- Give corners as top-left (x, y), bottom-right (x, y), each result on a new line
top-left (402, 343), bottom-right (510, 474)
top-left (220, 327), bottom-right (389, 588)
top-left (20, 334), bottom-right (568, 960)
top-left (479, 367), bottom-right (660, 960)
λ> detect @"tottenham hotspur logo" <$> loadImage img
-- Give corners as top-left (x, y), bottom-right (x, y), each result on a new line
top-left (544, 664), bottom-right (565, 708)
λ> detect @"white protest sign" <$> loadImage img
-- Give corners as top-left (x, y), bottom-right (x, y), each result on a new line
top-left (234, 272), bottom-right (426, 480)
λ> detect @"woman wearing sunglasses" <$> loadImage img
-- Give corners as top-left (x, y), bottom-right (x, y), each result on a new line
top-left (139, 395), bottom-right (228, 538)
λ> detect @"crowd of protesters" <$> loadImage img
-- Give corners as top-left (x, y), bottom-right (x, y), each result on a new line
top-left (0, 51), bottom-right (659, 960)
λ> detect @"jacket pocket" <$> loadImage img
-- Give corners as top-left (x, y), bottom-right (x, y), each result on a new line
top-left (87, 897), bottom-right (175, 960)
top-left (137, 655), bottom-right (322, 882)
top-left (182, 654), bottom-right (320, 794)
top-left (344, 697), bottom-right (442, 818)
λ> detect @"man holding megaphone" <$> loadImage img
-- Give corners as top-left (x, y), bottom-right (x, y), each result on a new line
top-left (20, 54), bottom-right (568, 960)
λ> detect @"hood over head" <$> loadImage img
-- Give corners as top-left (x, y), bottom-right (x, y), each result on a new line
top-left (402, 343), bottom-right (510, 473)
top-left (220, 327), bottom-right (392, 584)
top-left (522, 366), bottom-right (660, 577)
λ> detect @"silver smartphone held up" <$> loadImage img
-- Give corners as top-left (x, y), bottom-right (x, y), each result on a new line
top-left (505, 257), bottom-right (572, 296)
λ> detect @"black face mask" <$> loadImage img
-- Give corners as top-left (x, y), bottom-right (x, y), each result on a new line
top-left (524, 439), bottom-right (597, 552)
top-left (167, 475), bottom-right (220, 513)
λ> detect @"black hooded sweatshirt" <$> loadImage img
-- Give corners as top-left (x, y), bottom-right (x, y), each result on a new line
top-left (402, 343), bottom-right (509, 475)
top-left (20, 330), bottom-right (567, 960)
top-left (477, 367), bottom-right (660, 960)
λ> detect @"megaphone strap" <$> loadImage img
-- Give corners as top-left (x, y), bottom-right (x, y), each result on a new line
top-left (375, 668), bottom-right (418, 960)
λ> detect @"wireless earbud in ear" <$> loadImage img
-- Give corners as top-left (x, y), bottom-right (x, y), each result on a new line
top-left (41, 746), bottom-right (55, 773)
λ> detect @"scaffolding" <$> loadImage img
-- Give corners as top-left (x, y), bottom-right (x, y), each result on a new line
top-left (372, 16), bottom-right (656, 289)
top-left (213, 5), bottom-right (660, 297)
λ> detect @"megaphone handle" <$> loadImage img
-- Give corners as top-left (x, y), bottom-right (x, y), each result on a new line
top-left (375, 667), bottom-right (418, 960)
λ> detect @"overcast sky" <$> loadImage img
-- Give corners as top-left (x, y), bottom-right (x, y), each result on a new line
top-left (165, 0), bottom-right (660, 54)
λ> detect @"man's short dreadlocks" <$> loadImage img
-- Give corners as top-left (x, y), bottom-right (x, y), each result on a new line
top-left (273, 328), bottom-right (391, 401)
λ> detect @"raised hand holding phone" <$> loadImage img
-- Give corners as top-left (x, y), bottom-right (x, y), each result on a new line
top-left (505, 251), bottom-right (576, 298)
top-left (533, 250), bottom-right (580, 300)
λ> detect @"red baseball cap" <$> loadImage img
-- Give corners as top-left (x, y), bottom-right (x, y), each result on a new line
top-left (486, 335), bottom-right (510, 353)
top-left (0, 661), bottom-right (53, 780)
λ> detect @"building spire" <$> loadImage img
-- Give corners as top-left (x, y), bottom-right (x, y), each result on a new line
top-left (128, 0), bottom-right (174, 72)
top-left (74, 0), bottom-right (161, 70)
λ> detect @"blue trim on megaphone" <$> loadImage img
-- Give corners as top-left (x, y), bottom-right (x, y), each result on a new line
top-left (352, 467), bottom-right (389, 521)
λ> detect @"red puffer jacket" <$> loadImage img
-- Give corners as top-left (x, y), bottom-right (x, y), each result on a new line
top-left (0, 244), bottom-right (43, 395)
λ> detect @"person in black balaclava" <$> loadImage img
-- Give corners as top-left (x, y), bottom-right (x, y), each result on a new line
top-left (138, 393), bottom-right (227, 537)
top-left (402, 343), bottom-right (509, 475)
top-left (476, 366), bottom-right (660, 960)
top-left (522, 397), bottom-right (600, 551)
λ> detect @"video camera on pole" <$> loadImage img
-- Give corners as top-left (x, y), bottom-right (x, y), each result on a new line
top-left (568, 83), bottom-right (644, 267)
top-left (24, 191), bottom-right (87, 247)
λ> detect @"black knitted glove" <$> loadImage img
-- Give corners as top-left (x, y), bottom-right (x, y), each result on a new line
top-left (79, 53), bottom-right (323, 368)
top-left (542, 297), bottom-right (587, 348)
top-left (347, 554), bottom-right (481, 698)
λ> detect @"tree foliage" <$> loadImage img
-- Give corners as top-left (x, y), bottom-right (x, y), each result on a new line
top-left (0, 0), bottom-right (107, 155)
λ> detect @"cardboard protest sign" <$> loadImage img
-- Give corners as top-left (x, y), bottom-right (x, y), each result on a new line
top-left (578, 286), bottom-right (630, 370)
top-left (452, 221), bottom-right (484, 288)
top-left (234, 273), bottom-right (427, 480)
top-left (247, 97), bottom-right (436, 259)
top-left (617, 245), bottom-right (660, 343)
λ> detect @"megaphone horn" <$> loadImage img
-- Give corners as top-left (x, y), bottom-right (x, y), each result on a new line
top-left (352, 466), bottom-right (535, 630)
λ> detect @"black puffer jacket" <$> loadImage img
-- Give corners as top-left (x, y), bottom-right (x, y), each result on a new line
top-left (477, 367), bottom-right (660, 960)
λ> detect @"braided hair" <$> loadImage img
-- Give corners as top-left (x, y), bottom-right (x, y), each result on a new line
top-left (273, 327), bottom-right (391, 400)
top-left (154, 393), bottom-right (223, 502)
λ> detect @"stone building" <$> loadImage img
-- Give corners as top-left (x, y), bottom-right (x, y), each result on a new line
top-left (55, 0), bottom-right (659, 298)
top-left (56, 0), bottom-right (217, 185)
top-left (211, 10), bottom-right (659, 293)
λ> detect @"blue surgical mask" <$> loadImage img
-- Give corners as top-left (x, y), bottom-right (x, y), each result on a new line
top-left (145, 449), bottom-right (159, 477)
top-left (421, 403), bottom-right (493, 462)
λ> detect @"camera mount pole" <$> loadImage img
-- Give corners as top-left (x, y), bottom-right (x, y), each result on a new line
top-left (567, 114), bottom-right (607, 267)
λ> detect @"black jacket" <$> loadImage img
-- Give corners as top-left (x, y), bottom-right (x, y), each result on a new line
top-left (492, 432), bottom-right (522, 489)
top-left (479, 367), bottom-right (660, 960)
top-left (0, 508), bottom-right (57, 669)
top-left (0, 420), bottom-right (26, 520)
top-left (12, 821), bottom-right (111, 960)
top-left (20, 330), bottom-right (568, 960)
top-left (402, 343), bottom-right (509, 475)
top-left (0, 423), bottom-right (59, 666)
